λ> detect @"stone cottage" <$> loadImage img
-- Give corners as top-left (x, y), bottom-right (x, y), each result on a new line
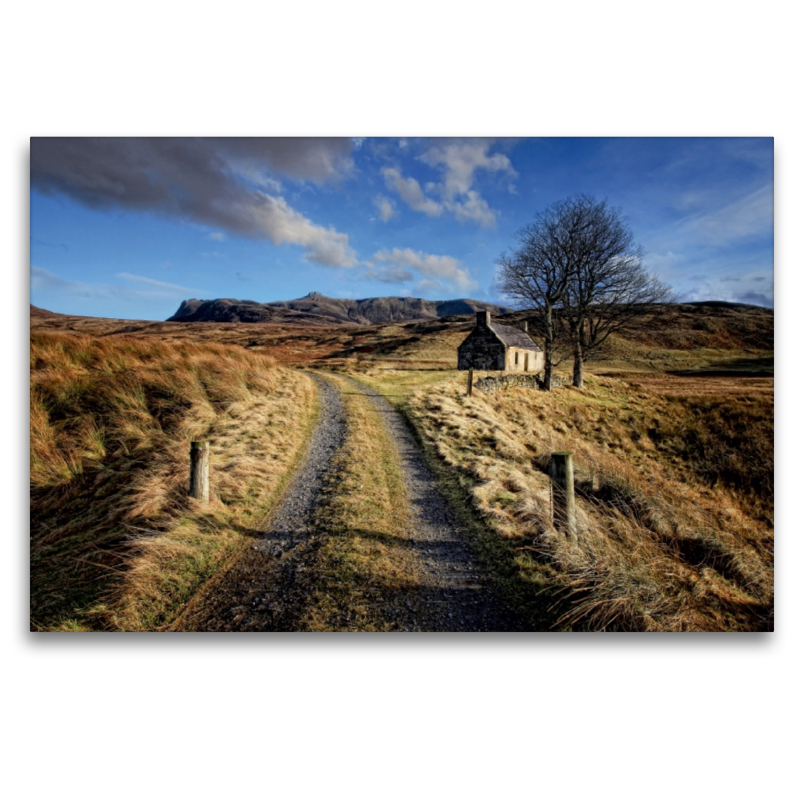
top-left (457, 311), bottom-right (544, 373)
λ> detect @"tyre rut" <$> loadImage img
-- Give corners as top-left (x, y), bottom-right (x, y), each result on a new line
top-left (177, 374), bottom-right (346, 631)
top-left (179, 373), bottom-right (518, 632)
top-left (343, 377), bottom-right (518, 631)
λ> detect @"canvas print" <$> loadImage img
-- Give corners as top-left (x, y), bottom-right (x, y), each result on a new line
top-left (30, 137), bottom-right (774, 632)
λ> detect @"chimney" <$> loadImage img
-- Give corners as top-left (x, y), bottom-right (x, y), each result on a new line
top-left (522, 320), bottom-right (528, 333)
top-left (477, 310), bottom-right (490, 328)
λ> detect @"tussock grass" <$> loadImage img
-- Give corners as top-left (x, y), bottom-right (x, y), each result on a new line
top-left (30, 331), bottom-right (316, 631)
top-left (359, 369), bottom-right (773, 631)
top-left (301, 374), bottom-right (425, 631)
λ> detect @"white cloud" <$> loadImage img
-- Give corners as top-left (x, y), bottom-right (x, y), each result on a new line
top-left (31, 266), bottom-right (93, 294)
top-left (644, 250), bottom-right (683, 281)
top-left (32, 266), bottom-right (207, 305)
top-left (249, 193), bottom-right (357, 268)
top-left (372, 247), bottom-right (478, 293)
top-left (687, 184), bottom-right (773, 246)
top-left (420, 139), bottom-right (517, 199)
top-left (217, 138), bottom-right (354, 183)
top-left (373, 195), bottom-right (398, 222)
top-left (381, 139), bottom-right (516, 228)
top-left (363, 264), bottom-right (414, 283)
top-left (116, 273), bottom-right (206, 294)
top-left (229, 166), bottom-right (284, 194)
top-left (450, 190), bottom-right (496, 227)
top-left (207, 231), bottom-right (226, 242)
top-left (680, 271), bottom-right (774, 307)
top-left (381, 168), bottom-right (443, 217)
top-left (638, 242), bottom-right (775, 307)
top-left (31, 138), bottom-right (358, 269)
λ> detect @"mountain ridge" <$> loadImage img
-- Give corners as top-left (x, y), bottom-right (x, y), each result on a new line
top-left (167, 292), bottom-right (513, 326)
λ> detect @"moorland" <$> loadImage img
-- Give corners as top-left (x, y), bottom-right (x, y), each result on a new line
top-left (30, 298), bottom-right (774, 631)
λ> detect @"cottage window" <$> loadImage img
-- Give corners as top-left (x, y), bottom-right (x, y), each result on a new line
top-left (515, 352), bottom-right (519, 365)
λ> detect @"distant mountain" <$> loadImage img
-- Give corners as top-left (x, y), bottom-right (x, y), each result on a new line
top-left (167, 292), bottom-right (513, 326)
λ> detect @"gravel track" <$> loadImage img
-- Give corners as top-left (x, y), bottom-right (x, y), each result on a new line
top-left (347, 378), bottom-right (517, 632)
top-left (178, 373), bottom-right (518, 632)
top-left (177, 374), bottom-right (346, 631)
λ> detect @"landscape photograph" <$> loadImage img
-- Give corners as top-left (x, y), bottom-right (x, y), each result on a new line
top-left (29, 136), bottom-right (774, 633)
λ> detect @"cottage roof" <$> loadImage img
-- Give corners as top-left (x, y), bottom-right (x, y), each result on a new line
top-left (491, 323), bottom-right (542, 351)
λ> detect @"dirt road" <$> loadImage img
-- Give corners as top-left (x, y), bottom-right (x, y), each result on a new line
top-left (176, 375), bottom-right (347, 631)
top-left (177, 374), bottom-right (515, 631)
top-left (346, 378), bottom-right (514, 631)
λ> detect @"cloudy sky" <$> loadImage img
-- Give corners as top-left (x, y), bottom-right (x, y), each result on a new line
top-left (30, 136), bottom-right (774, 320)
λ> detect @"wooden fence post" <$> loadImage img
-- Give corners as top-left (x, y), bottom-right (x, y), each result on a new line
top-left (549, 451), bottom-right (576, 539)
top-left (189, 441), bottom-right (210, 502)
top-left (467, 368), bottom-right (474, 397)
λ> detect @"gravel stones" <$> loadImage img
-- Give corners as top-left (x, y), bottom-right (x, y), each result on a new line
top-left (178, 375), bottom-right (346, 631)
top-left (349, 379), bottom-right (518, 632)
top-left (179, 374), bottom-right (520, 632)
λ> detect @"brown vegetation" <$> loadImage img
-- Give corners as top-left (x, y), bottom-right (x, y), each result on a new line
top-left (30, 331), bottom-right (316, 630)
top-left (359, 369), bottom-right (773, 631)
top-left (30, 300), bottom-right (774, 632)
top-left (31, 301), bottom-right (773, 378)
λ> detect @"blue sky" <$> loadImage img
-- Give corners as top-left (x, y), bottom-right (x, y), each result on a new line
top-left (30, 137), bottom-right (774, 320)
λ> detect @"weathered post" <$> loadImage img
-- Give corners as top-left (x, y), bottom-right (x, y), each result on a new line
top-left (189, 441), bottom-right (210, 502)
top-left (549, 451), bottom-right (576, 539)
top-left (467, 368), bottom-right (474, 397)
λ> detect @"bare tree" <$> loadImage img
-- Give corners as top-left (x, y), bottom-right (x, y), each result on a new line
top-left (559, 196), bottom-right (673, 388)
top-left (497, 194), bottom-right (672, 390)
top-left (496, 202), bottom-right (574, 390)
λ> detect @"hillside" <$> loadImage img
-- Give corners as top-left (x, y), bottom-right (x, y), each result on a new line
top-left (168, 292), bottom-right (513, 326)
top-left (30, 304), bottom-right (64, 318)
top-left (29, 299), bottom-right (774, 631)
top-left (31, 300), bottom-right (774, 375)
top-left (358, 367), bottom-right (773, 631)
top-left (30, 333), bottom-right (317, 631)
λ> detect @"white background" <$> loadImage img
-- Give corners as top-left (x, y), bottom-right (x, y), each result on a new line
top-left (5, 3), bottom-right (795, 798)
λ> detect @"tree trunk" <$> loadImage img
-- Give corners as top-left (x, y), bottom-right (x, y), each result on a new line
top-left (543, 347), bottom-right (553, 391)
top-left (572, 343), bottom-right (584, 388)
top-left (569, 317), bottom-right (587, 389)
top-left (542, 301), bottom-right (555, 391)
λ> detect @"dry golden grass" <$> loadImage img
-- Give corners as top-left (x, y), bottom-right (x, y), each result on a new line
top-left (300, 374), bottom-right (425, 631)
top-left (357, 368), bottom-right (773, 631)
top-left (30, 302), bottom-right (772, 381)
top-left (30, 301), bottom-right (774, 632)
top-left (30, 331), bottom-right (316, 631)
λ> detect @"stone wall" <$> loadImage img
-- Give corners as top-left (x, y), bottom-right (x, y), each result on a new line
top-left (475, 373), bottom-right (565, 393)
top-left (457, 332), bottom-right (506, 371)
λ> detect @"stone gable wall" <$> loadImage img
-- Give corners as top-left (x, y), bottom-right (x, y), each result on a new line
top-left (457, 328), bottom-right (507, 370)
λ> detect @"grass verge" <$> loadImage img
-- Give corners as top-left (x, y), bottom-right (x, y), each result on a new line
top-left (30, 331), bottom-right (317, 631)
top-left (300, 374), bottom-right (426, 631)
top-left (354, 367), bottom-right (773, 631)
